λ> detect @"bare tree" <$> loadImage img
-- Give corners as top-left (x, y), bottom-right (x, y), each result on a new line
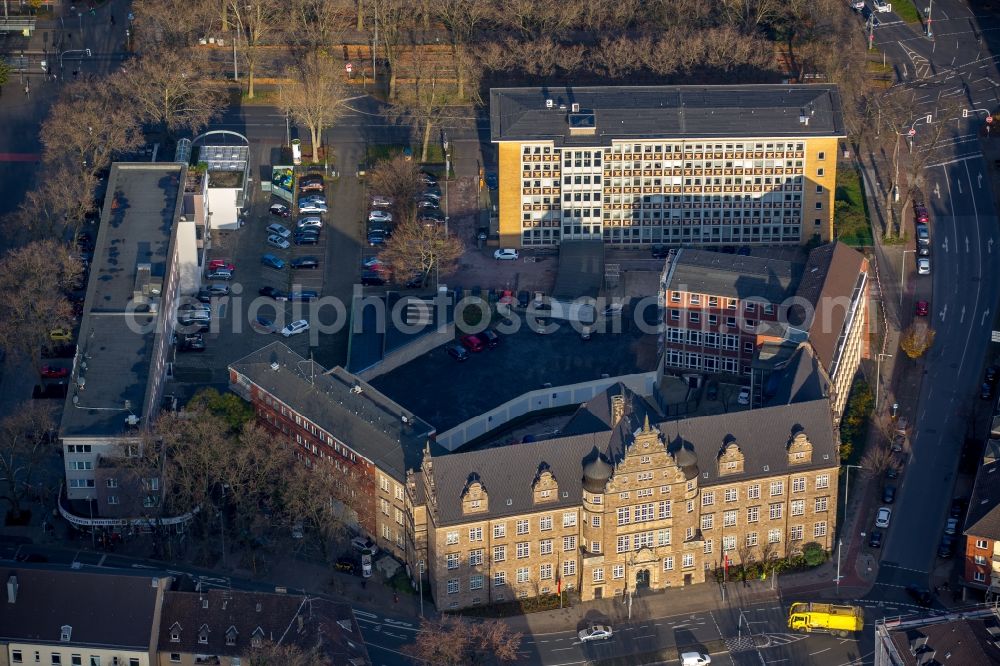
top-left (470, 619), bottom-right (523, 664)
top-left (369, 155), bottom-right (422, 223)
top-left (719, 0), bottom-right (780, 34)
top-left (860, 441), bottom-right (896, 478)
top-left (436, 0), bottom-right (494, 100)
top-left (0, 403), bottom-right (56, 521)
top-left (19, 164), bottom-right (100, 239)
top-left (284, 0), bottom-right (355, 54)
top-left (371, 0), bottom-right (414, 100)
top-left (229, 0), bottom-right (282, 100)
top-left (380, 220), bottom-right (464, 286)
top-left (405, 617), bottom-right (473, 666)
top-left (133, 0), bottom-right (220, 47)
top-left (498, 0), bottom-right (581, 40)
top-left (0, 240), bottom-right (81, 364)
top-left (387, 46), bottom-right (458, 162)
top-left (244, 641), bottom-right (332, 666)
top-left (113, 48), bottom-right (225, 136)
top-left (279, 51), bottom-right (349, 163)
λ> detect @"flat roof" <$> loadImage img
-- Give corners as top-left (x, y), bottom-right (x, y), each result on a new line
top-left (491, 84), bottom-right (845, 146)
top-left (665, 248), bottom-right (800, 303)
top-left (60, 163), bottom-right (184, 439)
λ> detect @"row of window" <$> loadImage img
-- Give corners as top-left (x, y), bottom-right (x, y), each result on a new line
top-left (665, 350), bottom-right (749, 375)
top-left (446, 560), bottom-right (579, 594)
top-left (701, 499), bottom-right (828, 529)
top-left (701, 523), bottom-right (827, 553)
top-left (523, 142), bottom-right (814, 156)
top-left (445, 513), bottom-right (578, 544)
top-left (10, 653), bottom-right (132, 666)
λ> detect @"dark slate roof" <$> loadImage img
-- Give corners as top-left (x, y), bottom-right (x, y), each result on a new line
top-left (561, 382), bottom-right (661, 436)
top-left (158, 590), bottom-right (371, 665)
top-left (229, 342), bottom-right (436, 481)
top-left (888, 613), bottom-right (1000, 666)
top-left (430, 397), bottom-right (837, 525)
top-left (666, 248), bottom-right (799, 303)
top-left (0, 567), bottom-right (165, 648)
top-left (61, 163), bottom-right (185, 438)
top-left (792, 242), bottom-right (867, 372)
top-left (759, 344), bottom-right (831, 407)
top-left (347, 292), bottom-right (455, 375)
top-left (965, 458), bottom-right (1000, 540)
top-left (491, 85), bottom-right (845, 146)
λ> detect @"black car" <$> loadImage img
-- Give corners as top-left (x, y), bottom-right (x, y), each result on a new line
top-left (882, 485), bottom-right (896, 504)
top-left (706, 381), bottom-right (719, 401)
top-left (950, 497), bottom-right (967, 520)
top-left (419, 171), bottom-right (438, 186)
top-left (905, 584), bottom-right (933, 607)
top-left (288, 290), bottom-right (319, 302)
top-left (291, 256), bottom-right (320, 270)
top-left (480, 329), bottom-right (500, 348)
top-left (868, 530), bottom-right (883, 548)
top-left (177, 337), bottom-right (206, 352)
top-left (981, 382), bottom-right (994, 400)
top-left (987, 365), bottom-right (1000, 385)
top-left (258, 286), bottom-right (288, 300)
top-left (650, 245), bottom-right (670, 259)
top-left (484, 172), bottom-right (498, 191)
top-left (885, 466), bottom-right (899, 480)
top-left (294, 233), bottom-right (320, 246)
top-left (360, 270), bottom-right (386, 286)
top-left (269, 203), bottom-right (291, 217)
top-left (447, 344), bottom-right (469, 362)
top-left (937, 534), bottom-right (955, 558)
top-left (517, 291), bottom-right (531, 308)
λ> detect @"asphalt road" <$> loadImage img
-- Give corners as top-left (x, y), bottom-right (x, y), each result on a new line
top-left (865, 0), bottom-right (1000, 605)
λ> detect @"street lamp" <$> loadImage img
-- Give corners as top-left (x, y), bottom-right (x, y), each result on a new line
top-left (900, 249), bottom-right (916, 308)
top-left (875, 353), bottom-right (893, 411)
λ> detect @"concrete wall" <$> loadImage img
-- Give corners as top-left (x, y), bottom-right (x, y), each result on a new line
top-left (435, 371), bottom-right (659, 451)
top-left (356, 322), bottom-right (455, 383)
top-left (802, 136), bottom-right (839, 243)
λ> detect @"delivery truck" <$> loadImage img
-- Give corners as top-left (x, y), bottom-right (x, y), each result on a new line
top-left (787, 602), bottom-right (864, 637)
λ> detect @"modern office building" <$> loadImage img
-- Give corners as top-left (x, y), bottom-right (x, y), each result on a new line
top-left (491, 84), bottom-right (844, 248)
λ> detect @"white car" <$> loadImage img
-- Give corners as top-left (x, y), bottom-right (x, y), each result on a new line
top-left (281, 320), bottom-right (310, 337)
top-left (267, 234), bottom-right (291, 250)
top-left (681, 653), bottom-right (712, 666)
top-left (875, 506), bottom-right (892, 528)
top-left (266, 223), bottom-right (291, 238)
top-left (299, 202), bottom-right (328, 214)
top-left (873, 0), bottom-right (891, 12)
top-left (368, 210), bottom-right (392, 223)
top-left (737, 387), bottom-right (751, 405)
top-left (371, 195), bottom-right (393, 208)
top-left (578, 625), bottom-right (613, 642)
top-left (494, 248), bottom-right (520, 261)
top-left (351, 535), bottom-right (378, 555)
top-left (849, 0), bottom-right (865, 9)
top-left (917, 257), bottom-right (930, 275)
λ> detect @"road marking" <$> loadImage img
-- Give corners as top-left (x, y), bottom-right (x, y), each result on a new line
top-left (961, 306), bottom-right (967, 323)
top-left (980, 172), bottom-right (984, 188)
top-left (926, 152), bottom-right (984, 167)
top-left (989, 238), bottom-right (994, 253)
top-left (810, 648), bottom-right (832, 656)
top-left (958, 179), bottom-right (964, 194)
top-left (967, 236), bottom-right (971, 252)
top-left (941, 304), bottom-right (948, 321)
top-left (934, 183), bottom-right (941, 198)
top-left (551, 646), bottom-right (575, 651)
top-left (353, 609), bottom-right (378, 619)
top-left (983, 310), bottom-right (990, 326)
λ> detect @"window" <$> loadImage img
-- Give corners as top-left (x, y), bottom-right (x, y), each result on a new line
top-left (817, 168), bottom-right (825, 177)
top-left (770, 481), bottom-right (784, 496)
top-left (815, 474), bottom-right (830, 489)
top-left (593, 568), bottom-right (605, 582)
top-left (689, 311), bottom-right (700, 323)
top-left (516, 567), bottom-right (530, 583)
top-left (107, 496), bottom-right (119, 505)
top-left (769, 503), bottom-right (783, 520)
top-left (447, 553), bottom-right (459, 569)
top-left (792, 477), bottom-right (806, 493)
top-left (563, 512), bottom-right (577, 527)
top-left (817, 151), bottom-right (826, 160)
top-left (540, 515), bottom-right (553, 531)
top-left (815, 497), bottom-right (828, 512)
top-left (170, 657), bottom-right (181, 664)
top-left (540, 564), bottom-right (553, 580)
top-left (664, 556), bottom-right (674, 571)
top-left (790, 500), bottom-right (805, 516)
top-left (701, 514), bottom-right (714, 530)
top-left (493, 545), bottom-right (506, 562)
top-left (746, 532), bottom-right (758, 547)
top-left (563, 535), bottom-right (576, 551)
top-left (814, 522), bottom-right (827, 537)
top-left (516, 542), bottom-right (530, 559)
top-left (790, 525), bottom-right (804, 541)
top-left (106, 479), bottom-right (118, 488)
top-left (469, 527), bottom-right (483, 541)
top-left (563, 560), bottom-right (576, 576)
top-left (748, 484), bottom-right (761, 499)
top-left (723, 535), bottom-right (736, 552)
top-left (768, 529), bottom-right (782, 544)
top-left (494, 571), bottom-right (506, 586)
top-left (469, 549), bottom-right (483, 566)
top-left (704, 539), bottom-right (714, 554)
top-left (976, 554), bottom-right (988, 565)
top-left (380, 476), bottom-right (390, 492)
top-left (446, 531), bottom-right (459, 545)
top-left (617, 535), bottom-right (631, 553)
top-left (611, 564), bottom-right (624, 579)
top-left (447, 579), bottom-right (459, 594)
top-left (702, 491), bottom-right (715, 506)
top-left (658, 528), bottom-right (671, 546)
top-left (51, 656), bottom-right (62, 666)
top-left (592, 515), bottom-right (601, 527)
top-left (723, 510), bottom-right (738, 527)
top-left (815, 201), bottom-right (823, 209)
top-left (516, 519), bottom-right (529, 535)
top-left (617, 507), bottom-right (631, 525)
top-left (494, 523), bottom-right (506, 539)
top-left (635, 503), bottom-right (654, 522)
top-left (816, 185), bottom-right (823, 194)
top-left (682, 554), bottom-right (695, 568)
top-left (470, 574), bottom-right (484, 590)
top-left (12, 650), bottom-right (22, 664)
top-left (540, 539), bottom-right (553, 555)
top-left (977, 539), bottom-right (989, 549)
top-left (72, 659), bottom-right (83, 666)
top-left (724, 488), bottom-right (738, 502)
top-left (658, 501), bottom-right (671, 519)
top-left (975, 571), bottom-right (987, 582)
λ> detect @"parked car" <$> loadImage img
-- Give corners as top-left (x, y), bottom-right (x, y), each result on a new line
top-left (420, 190), bottom-right (442, 202)
top-left (944, 517), bottom-right (958, 535)
top-left (269, 203), bottom-right (291, 217)
top-left (50, 328), bottom-right (73, 342)
top-left (937, 534), bottom-right (955, 558)
top-left (917, 257), bottom-right (931, 275)
top-left (281, 320), bottom-right (310, 337)
top-left (905, 584), bottom-right (933, 607)
top-left (494, 248), bottom-right (519, 261)
top-left (208, 259), bottom-right (235, 272)
top-left (206, 268), bottom-right (233, 280)
top-left (918, 244), bottom-right (931, 257)
top-left (259, 286), bottom-right (288, 300)
top-left (868, 530), bottom-right (883, 548)
top-left (875, 506), bottom-right (892, 528)
top-left (178, 302), bottom-right (211, 313)
top-left (351, 536), bottom-right (378, 555)
top-left (197, 284), bottom-right (229, 301)
top-left (916, 225), bottom-right (930, 245)
top-left (417, 199), bottom-right (440, 210)
top-left (650, 245), bottom-right (670, 259)
top-left (360, 270), bottom-right (386, 286)
top-left (261, 254), bottom-right (286, 270)
top-left (873, 0), bottom-right (891, 12)
top-left (266, 223), bottom-right (291, 238)
top-left (39, 365), bottom-right (69, 379)
top-left (288, 290), bottom-right (319, 302)
top-left (882, 485), bottom-right (896, 504)
top-left (297, 216), bottom-right (323, 231)
top-left (295, 233), bottom-right (320, 245)
top-left (177, 336), bottom-right (206, 352)
top-left (371, 195), bottom-right (393, 208)
top-left (419, 171), bottom-right (438, 186)
top-left (253, 316), bottom-right (277, 333)
top-left (915, 300), bottom-right (929, 316)
top-left (461, 334), bottom-right (485, 352)
top-left (950, 497), bottom-right (967, 519)
top-left (298, 194), bottom-right (327, 206)
top-left (981, 382), bottom-right (993, 400)
top-left (299, 201), bottom-right (328, 214)
top-left (368, 210), bottom-right (393, 223)
top-left (267, 234), bottom-right (291, 250)
top-left (484, 172), bottom-right (498, 191)
top-left (737, 387), bottom-right (751, 405)
top-left (987, 365), bottom-right (1000, 385)
top-left (885, 466), bottom-right (899, 480)
top-left (680, 653), bottom-right (711, 666)
top-left (480, 329), bottom-right (500, 348)
top-left (447, 344), bottom-right (469, 362)
top-left (291, 256), bottom-right (319, 270)
top-left (299, 179), bottom-right (324, 193)
top-left (578, 625), bottom-right (613, 642)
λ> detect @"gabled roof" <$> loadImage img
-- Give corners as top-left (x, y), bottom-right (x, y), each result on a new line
top-left (491, 85), bottom-right (845, 146)
top-left (561, 382), bottom-right (661, 437)
top-left (0, 567), bottom-right (166, 649)
top-left (887, 613), bottom-right (1000, 665)
top-left (229, 342), bottom-right (436, 481)
top-left (965, 458), bottom-right (1000, 540)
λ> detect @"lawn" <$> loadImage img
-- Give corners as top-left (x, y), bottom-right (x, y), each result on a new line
top-left (893, 0), bottom-right (922, 23)
top-left (835, 165), bottom-right (874, 247)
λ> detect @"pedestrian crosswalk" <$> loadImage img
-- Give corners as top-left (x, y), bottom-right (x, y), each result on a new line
top-left (725, 632), bottom-right (807, 652)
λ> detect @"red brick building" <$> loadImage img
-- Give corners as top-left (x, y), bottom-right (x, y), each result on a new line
top-left (963, 447), bottom-right (1000, 593)
top-left (229, 342), bottom-right (435, 559)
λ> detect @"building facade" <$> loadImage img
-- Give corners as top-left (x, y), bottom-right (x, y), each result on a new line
top-left (963, 441), bottom-right (1000, 594)
top-left (491, 85), bottom-right (845, 248)
top-left (411, 389), bottom-right (839, 610)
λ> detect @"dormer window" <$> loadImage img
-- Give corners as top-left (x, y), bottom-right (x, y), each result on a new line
top-left (169, 623), bottom-right (182, 642)
top-left (198, 625), bottom-right (210, 644)
top-left (60, 625), bottom-right (72, 642)
top-left (225, 627), bottom-right (238, 646)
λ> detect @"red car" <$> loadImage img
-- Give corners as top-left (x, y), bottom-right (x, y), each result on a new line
top-left (915, 300), bottom-right (929, 316)
top-left (460, 334), bottom-right (485, 352)
top-left (40, 365), bottom-right (69, 379)
top-left (208, 259), bottom-right (235, 272)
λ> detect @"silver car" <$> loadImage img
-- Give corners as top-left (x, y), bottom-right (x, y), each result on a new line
top-left (297, 217), bottom-right (323, 231)
top-left (299, 202), bottom-right (328, 214)
top-left (267, 234), bottom-right (291, 250)
top-left (578, 625), bottom-right (613, 642)
top-left (266, 222), bottom-right (291, 238)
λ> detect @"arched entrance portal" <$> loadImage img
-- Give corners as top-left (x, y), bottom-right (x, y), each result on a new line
top-left (636, 568), bottom-right (651, 589)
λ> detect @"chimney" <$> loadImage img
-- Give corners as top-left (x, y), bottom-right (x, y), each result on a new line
top-left (610, 394), bottom-right (626, 427)
top-left (6, 575), bottom-right (17, 603)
